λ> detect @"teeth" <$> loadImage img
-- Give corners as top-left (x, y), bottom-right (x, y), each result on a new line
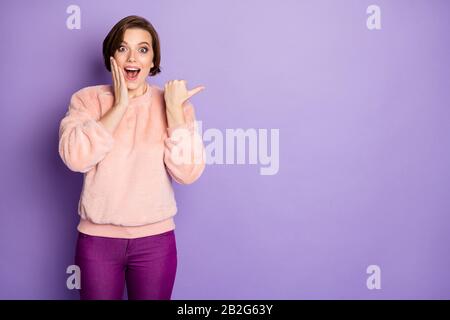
top-left (125, 67), bottom-right (140, 71)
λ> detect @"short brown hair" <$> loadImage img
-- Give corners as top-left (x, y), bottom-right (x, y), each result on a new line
top-left (102, 15), bottom-right (161, 76)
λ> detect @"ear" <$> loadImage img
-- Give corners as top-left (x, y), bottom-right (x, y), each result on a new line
top-left (149, 62), bottom-right (155, 76)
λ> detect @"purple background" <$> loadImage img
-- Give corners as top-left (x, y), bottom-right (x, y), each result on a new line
top-left (1, 0), bottom-right (449, 299)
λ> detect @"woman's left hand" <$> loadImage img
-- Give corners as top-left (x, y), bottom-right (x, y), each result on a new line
top-left (164, 80), bottom-right (205, 127)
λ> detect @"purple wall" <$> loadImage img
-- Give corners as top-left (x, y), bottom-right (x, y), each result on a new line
top-left (1, 0), bottom-right (449, 299)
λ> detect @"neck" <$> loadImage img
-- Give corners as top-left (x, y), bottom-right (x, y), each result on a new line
top-left (128, 83), bottom-right (147, 99)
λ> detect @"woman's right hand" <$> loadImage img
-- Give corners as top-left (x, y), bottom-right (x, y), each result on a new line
top-left (110, 56), bottom-right (129, 109)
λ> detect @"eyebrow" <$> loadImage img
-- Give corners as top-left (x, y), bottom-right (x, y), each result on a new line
top-left (121, 41), bottom-right (151, 46)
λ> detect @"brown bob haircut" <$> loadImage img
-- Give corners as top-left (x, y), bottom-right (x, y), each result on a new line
top-left (102, 15), bottom-right (161, 76)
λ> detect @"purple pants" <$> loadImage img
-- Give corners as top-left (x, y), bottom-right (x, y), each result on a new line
top-left (75, 229), bottom-right (177, 300)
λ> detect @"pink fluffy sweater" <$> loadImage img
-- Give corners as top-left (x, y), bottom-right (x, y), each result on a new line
top-left (58, 82), bottom-right (205, 238)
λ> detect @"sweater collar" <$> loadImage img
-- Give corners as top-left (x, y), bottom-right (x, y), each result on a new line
top-left (103, 81), bottom-right (152, 106)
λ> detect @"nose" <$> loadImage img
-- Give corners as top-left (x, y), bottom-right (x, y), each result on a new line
top-left (127, 50), bottom-right (136, 62)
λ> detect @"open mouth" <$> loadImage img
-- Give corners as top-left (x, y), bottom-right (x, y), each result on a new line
top-left (124, 67), bottom-right (141, 81)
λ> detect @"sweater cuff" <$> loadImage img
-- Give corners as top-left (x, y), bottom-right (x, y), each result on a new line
top-left (166, 121), bottom-right (195, 137)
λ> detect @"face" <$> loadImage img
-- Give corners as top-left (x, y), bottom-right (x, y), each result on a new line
top-left (113, 28), bottom-right (154, 92)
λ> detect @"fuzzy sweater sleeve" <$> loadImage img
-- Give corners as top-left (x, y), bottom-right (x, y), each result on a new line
top-left (163, 101), bottom-right (206, 184)
top-left (58, 88), bottom-right (115, 173)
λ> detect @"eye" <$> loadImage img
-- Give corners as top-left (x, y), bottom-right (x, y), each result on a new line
top-left (139, 47), bottom-right (149, 53)
top-left (117, 46), bottom-right (127, 52)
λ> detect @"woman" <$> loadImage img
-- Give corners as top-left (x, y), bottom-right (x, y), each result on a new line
top-left (58, 15), bottom-right (206, 300)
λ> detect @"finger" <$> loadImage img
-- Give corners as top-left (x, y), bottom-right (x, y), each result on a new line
top-left (115, 58), bottom-right (124, 89)
top-left (111, 57), bottom-right (118, 89)
top-left (118, 61), bottom-right (127, 88)
top-left (187, 85), bottom-right (205, 99)
top-left (113, 57), bottom-right (122, 89)
top-left (110, 57), bottom-right (115, 85)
